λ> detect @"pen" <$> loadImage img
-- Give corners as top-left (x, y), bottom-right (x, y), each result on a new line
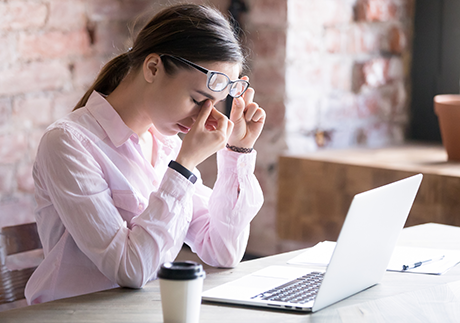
top-left (402, 255), bottom-right (445, 271)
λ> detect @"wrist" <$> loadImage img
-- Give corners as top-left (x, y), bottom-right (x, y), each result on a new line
top-left (226, 143), bottom-right (254, 154)
top-left (175, 154), bottom-right (195, 171)
top-left (168, 160), bottom-right (197, 184)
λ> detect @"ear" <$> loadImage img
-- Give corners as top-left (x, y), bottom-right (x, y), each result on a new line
top-left (143, 54), bottom-right (162, 83)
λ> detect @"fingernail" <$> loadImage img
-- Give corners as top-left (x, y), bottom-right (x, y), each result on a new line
top-left (235, 98), bottom-right (243, 107)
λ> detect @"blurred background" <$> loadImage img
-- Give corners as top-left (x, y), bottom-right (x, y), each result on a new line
top-left (1, 0), bottom-right (459, 258)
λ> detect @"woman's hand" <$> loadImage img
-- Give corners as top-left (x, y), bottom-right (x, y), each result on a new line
top-left (176, 100), bottom-right (233, 170)
top-left (228, 77), bottom-right (266, 149)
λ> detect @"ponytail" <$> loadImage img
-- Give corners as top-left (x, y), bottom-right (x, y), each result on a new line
top-left (73, 52), bottom-right (131, 110)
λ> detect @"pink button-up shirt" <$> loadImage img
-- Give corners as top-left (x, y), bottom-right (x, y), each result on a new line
top-left (25, 91), bottom-right (264, 304)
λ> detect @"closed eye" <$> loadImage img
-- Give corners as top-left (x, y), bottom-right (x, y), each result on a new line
top-left (192, 98), bottom-right (206, 107)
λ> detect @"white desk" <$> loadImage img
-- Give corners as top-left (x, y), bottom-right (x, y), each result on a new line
top-left (0, 223), bottom-right (459, 322)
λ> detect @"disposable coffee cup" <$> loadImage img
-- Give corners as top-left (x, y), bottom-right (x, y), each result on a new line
top-left (158, 261), bottom-right (206, 323)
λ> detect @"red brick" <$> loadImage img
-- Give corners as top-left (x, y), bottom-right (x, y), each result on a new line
top-left (47, 0), bottom-right (87, 31)
top-left (0, 61), bottom-right (71, 96)
top-left (358, 57), bottom-right (404, 89)
top-left (355, 85), bottom-right (405, 120)
top-left (248, 0), bottom-right (287, 27)
top-left (352, 61), bottom-right (366, 92)
top-left (94, 21), bottom-right (132, 55)
top-left (254, 98), bottom-right (285, 131)
top-left (13, 95), bottom-right (53, 128)
top-left (0, 97), bottom-right (12, 128)
top-left (251, 28), bottom-right (286, 61)
top-left (0, 34), bottom-right (17, 67)
top-left (0, 1), bottom-right (47, 31)
top-left (86, 0), bottom-right (123, 21)
top-left (87, 0), bottom-right (152, 21)
top-left (384, 24), bottom-right (406, 54)
top-left (355, 0), bottom-right (398, 22)
top-left (18, 30), bottom-right (91, 60)
top-left (0, 133), bottom-right (28, 163)
top-left (73, 58), bottom-right (105, 89)
top-left (250, 61), bottom-right (285, 97)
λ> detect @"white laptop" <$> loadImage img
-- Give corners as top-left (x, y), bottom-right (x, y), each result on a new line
top-left (202, 174), bottom-right (423, 312)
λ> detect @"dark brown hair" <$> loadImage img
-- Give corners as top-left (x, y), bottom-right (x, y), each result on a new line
top-left (74, 3), bottom-right (244, 110)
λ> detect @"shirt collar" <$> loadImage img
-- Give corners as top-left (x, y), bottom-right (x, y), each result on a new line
top-left (85, 91), bottom-right (136, 147)
top-left (84, 91), bottom-right (179, 152)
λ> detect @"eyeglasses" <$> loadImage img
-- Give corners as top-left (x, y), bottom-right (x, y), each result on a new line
top-left (161, 55), bottom-right (249, 98)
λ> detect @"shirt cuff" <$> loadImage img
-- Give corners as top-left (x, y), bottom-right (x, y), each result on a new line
top-left (159, 167), bottom-right (196, 201)
top-left (217, 148), bottom-right (257, 175)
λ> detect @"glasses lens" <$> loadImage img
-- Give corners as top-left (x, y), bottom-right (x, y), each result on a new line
top-left (229, 81), bottom-right (249, 98)
top-left (208, 73), bottom-right (229, 92)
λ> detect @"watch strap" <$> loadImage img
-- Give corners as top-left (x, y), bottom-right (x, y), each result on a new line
top-left (168, 160), bottom-right (197, 184)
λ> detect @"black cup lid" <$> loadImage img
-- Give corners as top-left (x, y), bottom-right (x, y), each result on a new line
top-left (158, 261), bottom-right (206, 280)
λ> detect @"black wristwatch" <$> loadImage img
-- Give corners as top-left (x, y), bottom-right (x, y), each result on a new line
top-left (168, 160), bottom-right (197, 184)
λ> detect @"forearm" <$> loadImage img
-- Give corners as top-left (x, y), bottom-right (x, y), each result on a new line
top-left (185, 149), bottom-right (264, 268)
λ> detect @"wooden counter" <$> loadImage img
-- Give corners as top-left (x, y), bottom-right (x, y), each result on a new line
top-left (277, 144), bottom-right (460, 245)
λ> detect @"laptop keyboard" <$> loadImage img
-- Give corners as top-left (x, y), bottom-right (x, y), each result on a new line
top-left (251, 272), bottom-right (324, 304)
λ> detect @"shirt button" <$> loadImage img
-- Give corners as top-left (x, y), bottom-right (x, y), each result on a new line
top-left (138, 203), bottom-right (144, 211)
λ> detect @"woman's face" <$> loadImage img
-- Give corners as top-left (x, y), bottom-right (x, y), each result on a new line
top-left (145, 58), bottom-right (240, 136)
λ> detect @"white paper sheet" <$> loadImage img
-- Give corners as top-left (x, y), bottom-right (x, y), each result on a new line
top-left (287, 241), bottom-right (460, 275)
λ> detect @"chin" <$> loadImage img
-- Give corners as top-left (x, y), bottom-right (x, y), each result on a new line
top-left (155, 127), bottom-right (178, 137)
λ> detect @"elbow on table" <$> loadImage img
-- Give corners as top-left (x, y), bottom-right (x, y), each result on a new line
top-left (118, 278), bottom-right (147, 290)
top-left (214, 253), bottom-right (244, 269)
top-left (116, 271), bottom-right (149, 289)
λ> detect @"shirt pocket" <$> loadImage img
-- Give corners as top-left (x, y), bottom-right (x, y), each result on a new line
top-left (111, 190), bottom-right (147, 223)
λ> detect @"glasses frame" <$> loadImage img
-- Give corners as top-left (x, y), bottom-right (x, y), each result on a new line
top-left (161, 55), bottom-right (249, 98)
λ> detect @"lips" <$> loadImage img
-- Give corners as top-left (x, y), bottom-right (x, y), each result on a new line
top-left (177, 124), bottom-right (190, 133)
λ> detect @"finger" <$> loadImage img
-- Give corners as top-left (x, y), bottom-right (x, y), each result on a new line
top-left (243, 103), bottom-right (260, 122)
top-left (242, 87), bottom-right (255, 108)
top-left (210, 107), bottom-right (228, 132)
top-left (230, 96), bottom-right (245, 120)
top-left (195, 100), bottom-right (214, 127)
top-left (251, 107), bottom-right (266, 123)
top-left (226, 119), bottom-right (234, 139)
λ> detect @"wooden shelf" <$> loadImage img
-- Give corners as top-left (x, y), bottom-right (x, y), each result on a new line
top-left (277, 144), bottom-right (460, 245)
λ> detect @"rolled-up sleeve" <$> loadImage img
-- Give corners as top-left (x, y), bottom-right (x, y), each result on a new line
top-left (185, 149), bottom-right (264, 268)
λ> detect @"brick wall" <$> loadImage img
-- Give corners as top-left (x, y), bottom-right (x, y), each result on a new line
top-left (241, 0), bottom-right (288, 255)
top-left (0, 0), bottom-right (209, 228)
top-left (246, 0), bottom-right (415, 255)
top-left (286, 0), bottom-right (415, 153)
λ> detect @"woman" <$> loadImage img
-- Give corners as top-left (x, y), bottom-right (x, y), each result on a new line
top-left (25, 3), bottom-right (265, 304)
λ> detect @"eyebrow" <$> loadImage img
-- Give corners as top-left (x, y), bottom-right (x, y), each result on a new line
top-left (195, 90), bottom-right (216, 101)
top-left (195, 90), bottom-right (227, 104)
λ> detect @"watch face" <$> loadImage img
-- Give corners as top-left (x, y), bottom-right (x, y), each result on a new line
top-left (188, 174), bottom-right (197, 184)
